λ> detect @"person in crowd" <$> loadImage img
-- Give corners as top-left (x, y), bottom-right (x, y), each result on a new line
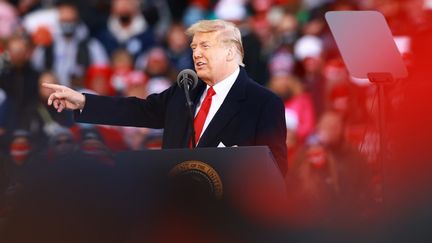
top-left (181, 0), bottom-right (212, 28)
top-left (84, 65), bottom-right (116, 96)
top-left (5, 130), bottom-right (33, 185)
top-left (269, 9), bottom-right (299, 54)
top-left (79, 128), bottom-right (114, 167)
top-left (323, 57), bottom-right (370, 125)
top-left (294, 35), bottom-right (326, 117)
top-left (0, 33), bottom-right (40, 137)
top-left (110, 48), bottom-right (136, 95)
top-left (10, 0), bottom-right (42, 16)
top-left (46, 126), bottom-right (76, 162)
top-left (287, 110), bottom-right (370, 225)
top-left (0, 0), bottom-right (18, 41)
top-left (70, 123), bottom-right (128, 153)
top-left (267, 51), bottom-right (315, 165)
top-left (121, 69), bottom-right (169, 151)
top-left (242, 2), bottom-right (272, 85)
top-left (281, 73), bottom-right (316, 144)
top-left (164, 22), bottom-right (194, 71)
top-left (32, 1), bottom-right (108, 88)
top-left (43, 19), bottom-right (288, 175)
top-left (109, 48), bottom-right (149, 97)
top-left (138, 46), bottom-right (178, 82)
top-left (5, 71), bottom-right (75, 150)
top-left (95, 0), bottom-right (156, 61)
top-left (269, 71), bottom-right (315, 165)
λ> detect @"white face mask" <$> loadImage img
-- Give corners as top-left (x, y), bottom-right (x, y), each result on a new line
top-left (60, 22), bottom-right (78, 37)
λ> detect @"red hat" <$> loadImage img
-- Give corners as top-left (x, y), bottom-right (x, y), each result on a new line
top-left (85, 65), bottom-right (115, 96)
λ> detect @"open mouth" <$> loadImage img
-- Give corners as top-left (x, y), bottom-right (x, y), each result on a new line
top-left (195, 61), bottom-right (206, 68)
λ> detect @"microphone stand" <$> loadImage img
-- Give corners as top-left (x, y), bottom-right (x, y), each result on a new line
top-left (183, 83), bottom-right (196, 148)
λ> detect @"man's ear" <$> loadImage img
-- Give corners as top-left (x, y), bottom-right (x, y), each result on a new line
top-left (226, 46), bottom-right (235, 62)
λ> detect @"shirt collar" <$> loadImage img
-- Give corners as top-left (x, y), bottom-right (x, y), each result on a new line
top-left (208, 66), bottom-right (240, 96)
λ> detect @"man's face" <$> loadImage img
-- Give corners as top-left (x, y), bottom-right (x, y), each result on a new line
top-left (190, 31), bottom-right (230, 85)
top-left (146, 48), bottom-right (168, 76)
top-left (7, 38), bottom-right (30, 67)
top-left (53, 134), bottom-right (75, 155)
top-left (59, 5), bottom-right (78, 23)
top-left (168, 24), bottom-right (188, 52)
top-left (10, 137), bottom-right (31, 165)
top-left (58, 5), bottom-right (79, 37)
top-left (112, 0), bottom-right (137, 16)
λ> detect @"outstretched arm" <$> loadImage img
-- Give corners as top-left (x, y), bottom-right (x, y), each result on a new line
top-left (43, 83), bottom-right (86, 112)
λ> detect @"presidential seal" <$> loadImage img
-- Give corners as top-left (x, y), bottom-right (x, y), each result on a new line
top-left (169, 160), bottom-right (223, 199)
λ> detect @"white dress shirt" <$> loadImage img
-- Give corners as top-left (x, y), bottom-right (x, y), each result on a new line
top-left (195, 67), bottom-right (240, 143)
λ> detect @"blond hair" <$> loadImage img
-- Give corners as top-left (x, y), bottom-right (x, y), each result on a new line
top-left (186, 19), bottom-right (245, 67)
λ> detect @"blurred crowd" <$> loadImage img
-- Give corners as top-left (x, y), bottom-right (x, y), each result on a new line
top-left (1, 0), bottom-right (432, 239)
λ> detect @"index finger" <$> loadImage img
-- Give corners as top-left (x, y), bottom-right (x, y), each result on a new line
top-left (42, 83), bottom-right (65, 91)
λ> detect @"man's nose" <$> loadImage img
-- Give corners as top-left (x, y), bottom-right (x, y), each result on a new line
top-left (193, 48), bottom-right (202, 59)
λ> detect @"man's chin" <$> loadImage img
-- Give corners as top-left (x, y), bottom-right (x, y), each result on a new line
top-left (196, 70), bottom-right (208, 80)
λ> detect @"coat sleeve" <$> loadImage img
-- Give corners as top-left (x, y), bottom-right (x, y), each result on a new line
top-left (74, 85), bottom-right (176, 128)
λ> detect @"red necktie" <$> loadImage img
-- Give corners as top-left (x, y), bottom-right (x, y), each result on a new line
top-left (193, 87), bottom-right (216, 146)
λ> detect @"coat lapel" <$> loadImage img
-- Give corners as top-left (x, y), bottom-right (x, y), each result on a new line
top-left (197, 67), bottom-right (248, 147)
top-left (191, 80), bottom-right (206, 112)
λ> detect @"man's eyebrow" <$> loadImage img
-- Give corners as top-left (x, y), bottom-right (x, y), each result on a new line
top-left (190, 41), bottom-right (210, 48)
